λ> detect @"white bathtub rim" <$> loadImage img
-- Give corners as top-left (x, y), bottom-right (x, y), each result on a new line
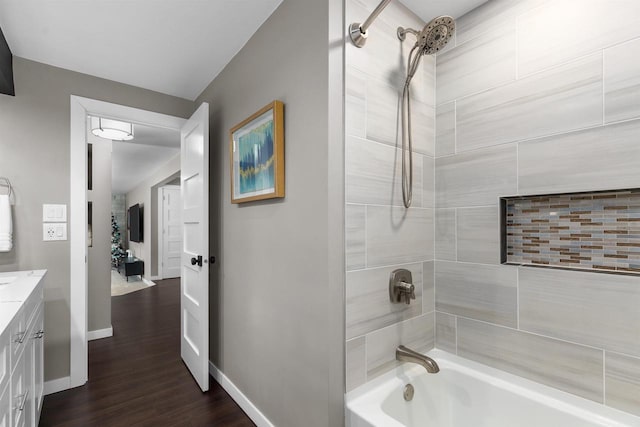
top-left (346, 349), bottom-right (640, 427)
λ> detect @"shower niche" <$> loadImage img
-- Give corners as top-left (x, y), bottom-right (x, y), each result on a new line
top-left (501, 189), bottom-right (640, 275)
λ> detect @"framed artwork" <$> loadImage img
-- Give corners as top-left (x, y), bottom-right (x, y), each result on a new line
top-left (230, 100), bottom-right (284, 203)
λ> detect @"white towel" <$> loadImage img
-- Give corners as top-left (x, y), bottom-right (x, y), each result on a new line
top-left (0, 194), bottom-right (12, 252)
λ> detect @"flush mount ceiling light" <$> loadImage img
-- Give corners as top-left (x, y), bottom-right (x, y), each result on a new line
top-left (90, 117), bottom-right (134, 141)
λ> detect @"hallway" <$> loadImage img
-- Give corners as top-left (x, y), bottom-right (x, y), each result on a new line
top-left (40, 278), bottom-right (255, 427)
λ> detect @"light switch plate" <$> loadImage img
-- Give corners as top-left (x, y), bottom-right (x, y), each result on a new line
top-left (42, 204), bottom-right (67, 223)
top-left (43, 223), bottom-right (67, 241)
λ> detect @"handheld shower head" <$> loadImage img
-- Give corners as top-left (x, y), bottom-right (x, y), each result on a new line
top-left (418, 15), bottom-right (455, 54)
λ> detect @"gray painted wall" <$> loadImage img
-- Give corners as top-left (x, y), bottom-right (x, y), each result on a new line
top-left (433, 0), bottom-right (640, 416)
top-left (195, 0), bottom-right (344, 425)
top-left (0, 57), bottom-right (193, 381)
top-left (87, 139), bottom-right (112, 333)
top-left (126, 154), bottom-right (180, 279)
top-left (344, 0), bottom-right (436, 392)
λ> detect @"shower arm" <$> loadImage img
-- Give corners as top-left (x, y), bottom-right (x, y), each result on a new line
top-left (349, 0), bottom-right (392, 48)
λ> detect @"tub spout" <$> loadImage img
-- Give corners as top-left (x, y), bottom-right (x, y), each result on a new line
top-left (396, 345), bottom-right (439, 373)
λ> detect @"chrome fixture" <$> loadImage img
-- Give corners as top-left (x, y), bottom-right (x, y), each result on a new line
top-left (396, 345), bottom-right (440, 373)
top-left (399, 16), bottom-right (455, 208)
top-left (90, 116), bottom-right (134, 141)
top-left (389, 268), bottom-right (415, 305)
top-left (348, 0), bottom-right (392, 48)
top-left (403, 383), bottom-right (415, 401)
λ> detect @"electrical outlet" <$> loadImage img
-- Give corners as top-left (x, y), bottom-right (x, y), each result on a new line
top-left (43, 223), bottom-right (67, 241)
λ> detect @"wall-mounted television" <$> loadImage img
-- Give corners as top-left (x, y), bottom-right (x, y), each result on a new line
top-left (128, 203), bottom-right (143, 243)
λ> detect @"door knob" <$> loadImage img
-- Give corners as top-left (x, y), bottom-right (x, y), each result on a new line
top-left (210, 256), bottom-right (216, 264)
top-left (191, 255), bottom-right (203, 267)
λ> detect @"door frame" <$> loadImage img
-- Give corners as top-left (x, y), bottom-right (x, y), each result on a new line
top-left (69, 95), bottom-right (188, 389)
top-left (157, 184), bottom-right (181, 280)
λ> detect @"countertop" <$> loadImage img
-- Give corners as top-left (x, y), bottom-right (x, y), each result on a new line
top-left (0, 270), bottom-right (47, 336)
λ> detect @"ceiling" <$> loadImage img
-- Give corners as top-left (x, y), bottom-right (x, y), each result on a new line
top-left (0, 0), bottom-right (283, 100)
top-left (400, 0), bottom-right (488, 21)
top-left (110, 123), bottom-right (180, 194)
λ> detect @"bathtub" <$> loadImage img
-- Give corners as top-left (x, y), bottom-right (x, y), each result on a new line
top-left (346, 349), bottom-right (640, 427)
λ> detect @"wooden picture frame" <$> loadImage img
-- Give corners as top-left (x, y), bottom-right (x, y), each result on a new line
top-left (230, 100), bottom-right (285, 203)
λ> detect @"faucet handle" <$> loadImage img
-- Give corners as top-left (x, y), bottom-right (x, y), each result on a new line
top-left (403, 283), bottom-right (415, 304)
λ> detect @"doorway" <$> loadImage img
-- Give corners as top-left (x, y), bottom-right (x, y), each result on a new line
top-left (69, 96), bottom-right (210, 393)
top-left (158, 184), bottom-right (182, 280)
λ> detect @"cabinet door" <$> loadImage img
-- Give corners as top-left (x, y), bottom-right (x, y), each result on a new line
top-left (10, 351), bottom-right (25, 427)
top-left (23, 336), bottom-right (33, 427)
top-left (32, 308), bottom-right (44, 423)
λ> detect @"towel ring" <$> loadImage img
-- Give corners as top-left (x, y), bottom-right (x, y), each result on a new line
top-left (0, 177), bottom-right (12, 198)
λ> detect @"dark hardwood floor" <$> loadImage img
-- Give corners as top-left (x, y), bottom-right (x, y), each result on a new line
top-left (40, 278), bottom-right (255, 427)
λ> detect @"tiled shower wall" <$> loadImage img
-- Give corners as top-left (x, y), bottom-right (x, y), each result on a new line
top-left (344, 0), bottom-right (436, 392)
top-left (434, 0), bottom-right (640, 415)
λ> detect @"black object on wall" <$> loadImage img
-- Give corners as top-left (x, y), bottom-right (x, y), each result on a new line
top-left (128, 204), bottom-right (143, 243)
top-left (0, 26), bottom-right (14, 97)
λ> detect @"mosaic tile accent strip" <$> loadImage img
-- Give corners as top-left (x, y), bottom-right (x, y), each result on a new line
top-left (504, 190), bottom-right (640, 275)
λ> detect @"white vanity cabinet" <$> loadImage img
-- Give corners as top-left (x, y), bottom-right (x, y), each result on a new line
top-left (0, 271), bottom-right (45, 427)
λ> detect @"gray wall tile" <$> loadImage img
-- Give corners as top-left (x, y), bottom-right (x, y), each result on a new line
top-left (518, 0), bottom-right (640, 77)
top-left (435, 312), bottom-right (456, 353)
top-left (457, 206), bottom-right (500, 264)
top-left (346, 136), bottom-right (424, 207)
top-left (456, 54), bottom-right (602, 152)
top-left (367, 313), bottom-right (435, 379)
top-left (346, 263), bottom-right (423, 339)
top-left (455, 0), bottom-right (550, 45)
top-left (423, 261), bottom-right (434, 313)
top-left (366, 206), bottom-right (433, 267)
top-left (519, 267), bottom-right (640, 357)
top-left (605, 351), bottom-right (640, 417)
top-left (518, 119), bottom-right (640, 195)
top-left (422, 156), bottom-right (434, 208)
top-left (436, 144), bottom-right (517, 208)
top-left (346, 204), bottom-right (366, 271)
top-left (346, 337), bottom-right (366, 392)
top-left (458, 318), bottom-right (604, 402)
top-left (436, 27), bottom-right (516, 105)
top-left (346, 66), bottom-right (366, 138)
top-left (605, 38), bottom-right (640, 124)
top-left (435, 102), bottom-right (455, 157)
top-left (435, 261), bottom-right (517, 327)
top-left (435, 208), bottom-right (456, 261)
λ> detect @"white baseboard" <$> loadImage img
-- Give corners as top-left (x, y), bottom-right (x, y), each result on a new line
top-left (209, 361), bottom-right (275, 427)
top-left (44, 376), bottom-right (71, 395)
top-left (143, 278), bottom-right (156, 286)
top-left (148, 276), bottom-right (161, 281)
top-left (87, 326), bottom-right (113, 341)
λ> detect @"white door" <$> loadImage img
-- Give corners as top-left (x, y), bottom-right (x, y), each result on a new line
top-left (180, 102), bottom-right (210, 392)
top-left (161, 186), bottom-right (182, 279)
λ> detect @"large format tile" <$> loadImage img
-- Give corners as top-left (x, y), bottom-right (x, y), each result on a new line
top-left (365, 77), bottom-right (435, 156)
top-left (518, 0), bottom-right (640, 77)
top-left (435, 102), bottom-right (455, 157)
top-left (435, 208), bottom-right (456, 261)
top-left (346, 336), bottom-right (367, 392)
top-left (435, 312), bottom-right (456, 353)
top-left (605, 38), bottom-right (640, 124)
top-left (423, 261), bottom-right (434, 313)
top-left (367, 313), bottom-right (435, 379)
top-left (435, 144), bottom-right (517, 208)
top-left (456, 206), bottom-right (500, 264)
top-left (456, 54), bottom-right (602, 152)
top-left (422, 156), bottom-right (434, 208)
top-left (457, 318), bottom-right (604, 402)
top-left (435, 261), bottom-right (517, 327)
top-left (346, 263), bottom-right (423, 339)
top-left (436, 27), bottom-right (516, 105)
top-left (366, 206), bottom-right (433, 267)
top-left (455, 0), bottom-right (550, 45)
top-left (346, 136), bottom-right (424, 207)
top-left (518, 119), bottom-right (640, 195)
top-left (519, 267), bottom-right (640, 357)
top-left (346, 204), bottom-right (366, 271)
top-left (605, 351), bottom-right (640, 417)
top-left (346, 66), bottom-right (366, 138)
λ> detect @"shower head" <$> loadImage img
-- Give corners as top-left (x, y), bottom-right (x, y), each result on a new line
top-left (398, 15), bottom-right (455, 55)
